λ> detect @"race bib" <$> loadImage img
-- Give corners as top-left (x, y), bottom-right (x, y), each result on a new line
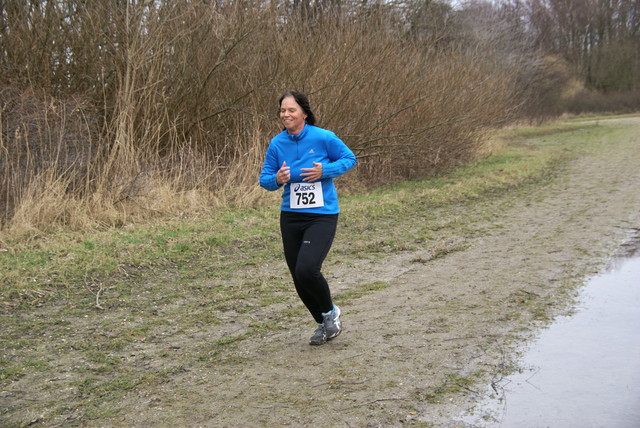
top-left (290, 182), bottom-right (324, 209)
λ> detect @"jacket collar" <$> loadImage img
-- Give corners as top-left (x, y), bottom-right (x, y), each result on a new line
top-left (286, 123), bottom-right (309, 141)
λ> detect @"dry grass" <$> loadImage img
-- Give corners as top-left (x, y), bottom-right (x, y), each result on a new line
top-left (562, 89), bottom-right (640, 115)
top-left (0, 1), bottom-right (576, 236)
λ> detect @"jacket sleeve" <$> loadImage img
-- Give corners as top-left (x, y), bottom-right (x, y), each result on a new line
top-left (322, 132), bottom-right (357, 179)
top-left (259, 142), bottom-right (282, 191)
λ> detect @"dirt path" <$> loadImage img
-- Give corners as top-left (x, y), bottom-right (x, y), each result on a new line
top-left (100, 117), bottom-right (639, 427)
top-left (4, 117), bottom-right (639, 427)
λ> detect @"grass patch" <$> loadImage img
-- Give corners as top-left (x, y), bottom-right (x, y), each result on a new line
top-left (422, 372), bottom-right (485, 404)
top-left (2, 118), bottom-right (593, 307)
top-left (336, 281), bottom-right (390, 302)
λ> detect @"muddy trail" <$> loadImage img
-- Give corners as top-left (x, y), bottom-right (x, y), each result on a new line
top-left (115, 117), bottom-right (640, 427)
top-left (3, 117), bottom-right (640, 427)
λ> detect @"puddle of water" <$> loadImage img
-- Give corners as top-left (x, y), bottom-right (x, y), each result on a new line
top-left (460, 249), bottom-right (640, 427)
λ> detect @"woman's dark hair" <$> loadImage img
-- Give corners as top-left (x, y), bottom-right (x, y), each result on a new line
top-left (279, 90), bottom-right (316, 126)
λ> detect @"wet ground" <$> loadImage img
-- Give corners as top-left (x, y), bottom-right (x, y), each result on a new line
top-left (460, 237), bottom-right (640, 427)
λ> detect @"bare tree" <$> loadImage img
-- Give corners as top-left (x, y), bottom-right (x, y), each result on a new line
top-left (518, 0), bottom-right (640, 91)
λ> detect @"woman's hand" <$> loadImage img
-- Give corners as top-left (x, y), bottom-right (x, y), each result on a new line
top-left (300, 162), bottom-right (323, 182)
top-left (276, 161), bottom-right (290, 185)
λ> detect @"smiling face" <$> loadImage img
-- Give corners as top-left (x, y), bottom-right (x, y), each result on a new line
top-left (280, 96), bottom-right (308, 135)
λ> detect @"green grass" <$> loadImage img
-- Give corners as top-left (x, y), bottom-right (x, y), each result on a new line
top-left (2, 117), bottom-right (593, 308)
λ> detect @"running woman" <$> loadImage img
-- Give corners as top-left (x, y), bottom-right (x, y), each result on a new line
top-left (259, 90), bottom-right (357, 345)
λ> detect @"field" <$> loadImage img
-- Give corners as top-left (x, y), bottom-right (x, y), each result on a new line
top-left (1, 115), bottom-right (640, 427)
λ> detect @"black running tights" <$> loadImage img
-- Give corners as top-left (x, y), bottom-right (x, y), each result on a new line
top-left (280, 211), bottom-right (338, 324)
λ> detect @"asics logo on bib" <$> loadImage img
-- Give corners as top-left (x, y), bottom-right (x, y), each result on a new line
top-left (293, 184), bottom-right (316, 192)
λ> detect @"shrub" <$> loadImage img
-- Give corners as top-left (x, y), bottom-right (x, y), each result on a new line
top-left (0, 1), bottom-right (551, 233)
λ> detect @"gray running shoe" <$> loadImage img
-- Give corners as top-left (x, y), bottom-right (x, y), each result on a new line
top-left (309, 323), bottom-right (327, 346)
top-left (323, 305), bottom-right (342, 340)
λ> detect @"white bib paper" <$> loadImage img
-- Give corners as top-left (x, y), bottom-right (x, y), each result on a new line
top-left (290, 182), bottom-right (324, 209)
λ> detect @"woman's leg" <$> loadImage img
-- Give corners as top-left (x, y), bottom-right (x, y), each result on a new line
top-left (280, 212), bottom-right (338, 323)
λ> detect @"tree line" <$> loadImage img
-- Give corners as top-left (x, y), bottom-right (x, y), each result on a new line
top-left (0, 0), bottom-right (638, 232)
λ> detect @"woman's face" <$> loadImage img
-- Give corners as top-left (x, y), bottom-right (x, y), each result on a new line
top-left (280, 96), bottom-right (307, 135)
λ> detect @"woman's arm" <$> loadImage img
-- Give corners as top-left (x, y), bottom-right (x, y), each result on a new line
top-left (259, 144), bottom-right (283, 191)
top-left (321, 132), bottom-right (357, 179)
